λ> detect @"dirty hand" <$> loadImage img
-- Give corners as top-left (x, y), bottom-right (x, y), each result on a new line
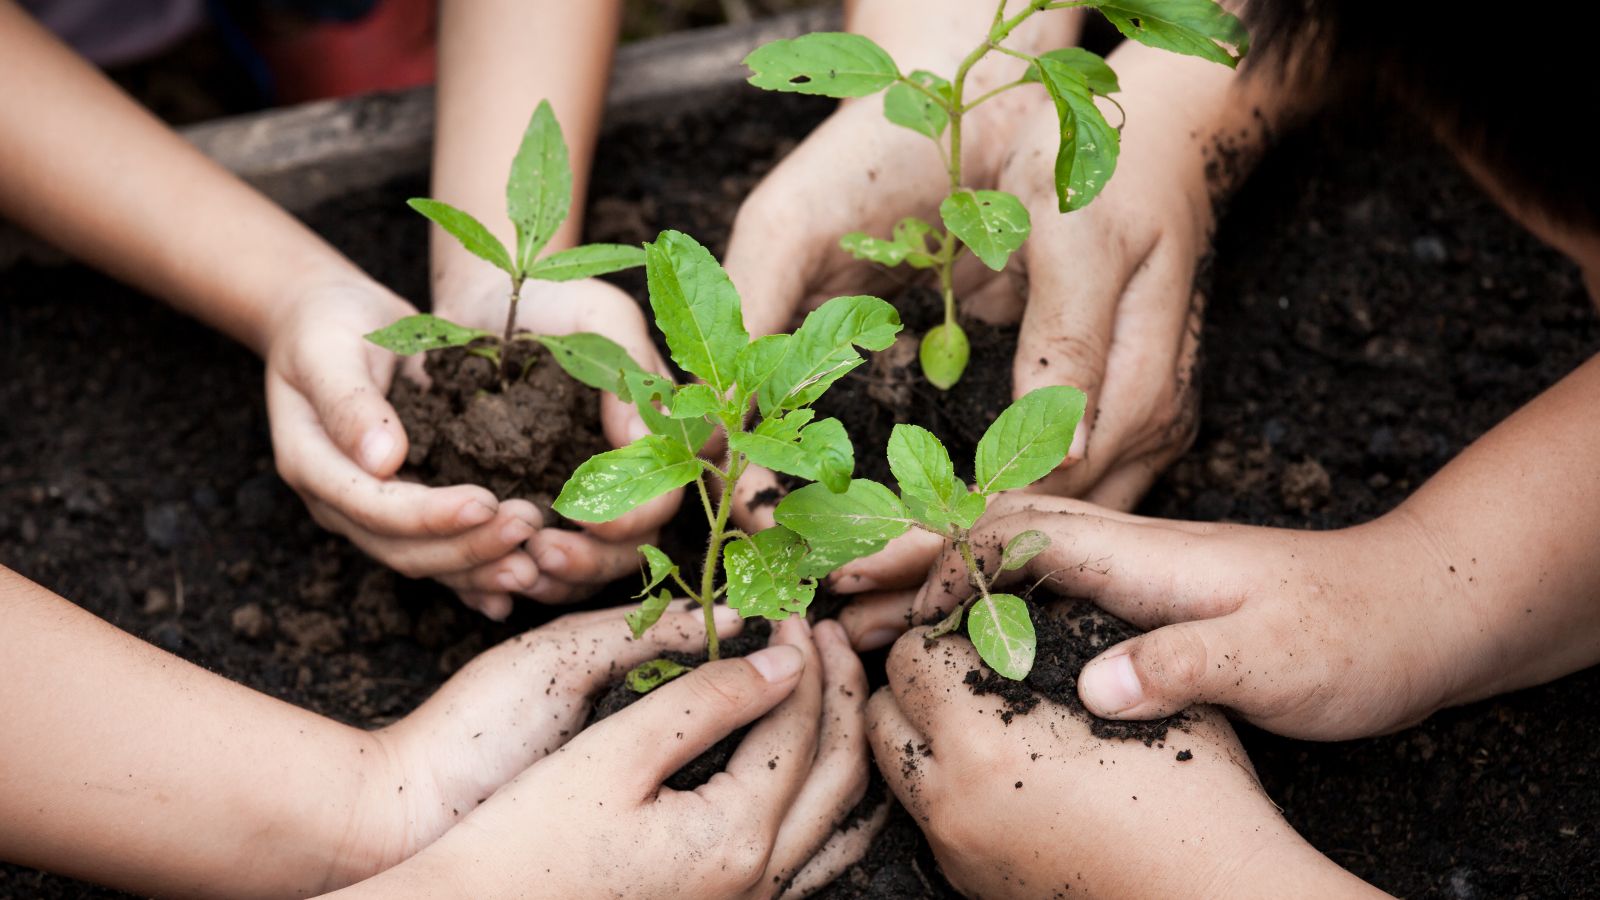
top-left (265, 275), bottom-right (547, 621)
top-left (335, 617), bottom-right (873, 899)
top-left (866, 619), bottom-right (1380, 898)
top-left (433, 271), bottom-right (683, 608)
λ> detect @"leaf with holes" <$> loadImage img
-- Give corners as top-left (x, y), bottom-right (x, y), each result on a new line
top-left (553, 435), bottom-right (700, 523)
top-left (535, 332), bottom-right (643, 394)
top-left (507, 100), bottom-right (572, 272)
top-left (365, 314), bottom-right (491, 356)
top-left (626, 589), bottom-right (673, 640)
top-left (724, 527), bottom-right (816, 619)
top-left (940, 190), bottom-right (1031, 272)
top-left (884, 69), bottom-right (952, 138)
top-left (1037, 58), bottom-right (1121, 212)
top-left (637, 544), bottom-right (678, 595)
top-left (626, 657), bottom-right (692, 694)
top-left (1024, 48), bottom-right (1120, 95)
top-left (621, 369), bottom-right (714, 453)
top-left (1088, 0), bottom-right (1249, 68)
top-left (974, 386), bottom-right (1086, 494)
top-left (745, 32), bottom-right (900, 98)
top-left (644, 230), bottom-right (748, 393)
top-left (967, 593), bottom-right (1036, 680)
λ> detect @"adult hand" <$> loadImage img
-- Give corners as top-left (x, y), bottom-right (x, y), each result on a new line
top-left (334, 617), bottom-right (873, 899)
top-left (265, 275), bottom-right (545, 621)
top-left (434, 271), bottom-right (683, 607)
top-left (865, 616), bottom-right (1382, 898)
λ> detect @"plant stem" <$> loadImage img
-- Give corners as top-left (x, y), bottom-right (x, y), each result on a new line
top-left (697, 451), bottom-right (745, 661)
top-left (927, 535), bottom-right (994, 638)
top-left (500, 277), bottom-right (524, 385)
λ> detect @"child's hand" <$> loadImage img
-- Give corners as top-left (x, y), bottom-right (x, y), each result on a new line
top-left (845, 494), bottom-right (1481, 741)
top-left (265, 277), bottom-right (544, 618)
top-left (865, 619), bottom-right (1380, 898)
top-left (335, 617), bottom-right (873, 899)
top-left (434, 272), bottom-right (683, 606)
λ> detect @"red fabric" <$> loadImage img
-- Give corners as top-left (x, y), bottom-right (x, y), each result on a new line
top-left (260, 0), bottom-right (437, 102)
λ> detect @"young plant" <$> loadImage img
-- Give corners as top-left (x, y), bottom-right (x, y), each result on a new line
top-left (548, 229), bottom-right (902, 688)
top-left (363, 101), bottom-right (646, 383)
top-left (773, 384), bottom-right (1086, 680)
top-left (744, 0), bottom-right (1248, 388)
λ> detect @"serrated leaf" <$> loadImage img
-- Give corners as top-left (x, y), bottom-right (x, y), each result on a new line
top-left (625, 589), bottom-right (673, 640)
top-left (406, 199), bottom-right (514, 276)
top-left (776, 479), bottom-right (911, 570)
top-left (724, 527), bottom-right (816, 620)
top-left (637, 544), bottom-right (677, 595)
top-left (951, 492), bottom-right (987, 530)
top-left (883, 69), bottom-right (951, 139)
top-left (887, 424), bottom-right (963, 531)
top-left (626, 657), bottom-right (692, 694)
top-left (1038, 60), bottom-right (1121, 212)
top-left (527, 243), bottom-right (646, 282)
top-left (800, 418), bottom-right (854, 493)
top-left (645, 231), bottom-right (748, 392)
top-left (757, 295), bottom-right (901, 415)
top-left (1001, 530), bottom-right (1052, 571)
top-left (622, 369), bottom-right (714, 454)
top-left (535, 332), bottom-right (643, 394)
top-left (507, 101), bottom-right (572, 273)
top-left (920, 322), bottom-right (970, 390)
top-left (967, 593), bottom-right (1036, 680)
top-left (734, 333), bottom-right (792, 401)
top-left (1024, 48), bottom-right (1120, 95)
top-left (745, 32), bottom-right (899, 98)
top-left (974, 386), bottom-right (1087, 495)
top-left (553, 435), bottom-right (699, 522)
top-left (728, 412), bottom-right (852, 492)
top-left (669, 383), bottom-right (724, 420)
top-left (365, 314), bottom-right (491, 356)
top-left (1088, 0), bottom-right (1249, 68)
top-left (940, 190), bottom-right (1031, 272)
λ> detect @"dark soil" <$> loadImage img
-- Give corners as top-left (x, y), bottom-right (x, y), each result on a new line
top-left (389, 338), bottom-right (607, 518)
top-left (963, 598), bottom-right (1185, 745)
top-left (588, 618), bottom-right (770, 791)
top-left (2, 68), bottom-right (1598, 900)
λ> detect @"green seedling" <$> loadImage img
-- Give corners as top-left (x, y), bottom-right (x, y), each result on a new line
top-left (550, 229), bottom-right (902, 690)
top-left (745, 0), bottom-right (1248, 388)
top-left (364, 101), bottom-right (646, 383)
top-left (773, 384), bottom-right (1086, 680)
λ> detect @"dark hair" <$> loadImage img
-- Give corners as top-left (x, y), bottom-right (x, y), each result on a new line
top-left (1242, 0), bottom-right (1600, 233)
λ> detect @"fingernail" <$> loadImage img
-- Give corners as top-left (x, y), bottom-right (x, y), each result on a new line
top-left (456, 500), bottom-right (495, 528)
top-left (1067, 425), bottom-right (1088, 463)
top-left (857, 627), bottom-right (900, 652)
top-left (1080, 653), bottom-right (1142, 715)
top-left (538, 546), bottom-right (569, 574)
top-left (747, 645), bottom-right (804, 683)
top-left (359, 428), bottom-right (396, 473)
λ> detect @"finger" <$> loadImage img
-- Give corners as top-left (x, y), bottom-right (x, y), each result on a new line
top-left (306, 499), bottom-right (538, 580)
top-left (596, 637), bottom-right (807, 796)
top-left (765, 621), bottom-right (871, 884)
top-left (529, 527), bottom-right (655, 588)
top-left (724, 175), bottom-right (830, 341)
top-left (884, 627), bottom-right (985, 737)
top-left (1080, 454), bottom-right (1164, 512)
top-left (1078, 616), bottom-right (1263, 721)
top-left (601, 391), bottom-right (653, 449)
top-left (699, 617), bottom-right (823, 836)
top-left (436, 550), bottom-right (540, 598)
top-left (270, 374), bottom-right (503, 538)
top-left (828, 529), bottom-right (946, 594)
top-left (454, 590), bottom-right (511, 622)
top-left (778, 802), bottom-right (890, 900)
top-left (864, 687), bottom-right (935, 822)
top-left (837, 589), bottom-right (919, 652)
top-left (579, 489), bottom-right (679, 543)
top-left (298, 338), bottom-right (411, 476)
top-left (547, 602), bottom-right (746, 696)
top-left (731, 464), bottom-right (783, 533)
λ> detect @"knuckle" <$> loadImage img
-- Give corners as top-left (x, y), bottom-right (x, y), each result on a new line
top-left (684, 664), bottom-right (758, 713)
top-left (1137, 628), bottom-right (1212, 699)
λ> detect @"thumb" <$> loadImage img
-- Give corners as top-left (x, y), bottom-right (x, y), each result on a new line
top-left (724, 189), bottom-right (817, 339)
top-left (298, 345), bottom-right (409, 478)
top-left (601, 644), bottom-right (806, 793)
top-left (601, 391), bottom-right (651, 449)
top-left (1078, 619), bottom-right (1237, 720)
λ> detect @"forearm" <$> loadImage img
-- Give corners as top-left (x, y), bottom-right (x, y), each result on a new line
top-left (1368, 352), bottom-right (1600, 705)
top-left (0, 565), bottom-right (399, 898)
top-left (0, 2), bottom-right (369, 355)
top-left (431, 0), bottom-right (620, 310)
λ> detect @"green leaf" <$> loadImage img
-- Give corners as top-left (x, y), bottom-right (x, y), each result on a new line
top-left (626, 657), bottom-right (692, 694)
top-left (776, 479), bottom-right (910, 568)
top-left (974, 386), bottom-right (1087, 495)
top-left (638, 544), bottom-right (678, 595)
top-left (1088, 0), bottom-right (1250, 68)
top-left (724, 527), bottom-right (816, 620)
top-left (734, 334), bottom-right (792, 401)
top-left (887, 424), bottom-right (963, 531)
top-left (757, 295), bottom-right (901, 415)
top-left (535, 332), bottom-right (643, 394)
top-left (625, 589), bottom-right (673, 640)
top-left (919, 322), bottom-right (970, 390)
top-left (645, 231), bottom-right (749, 393)
top-left (553, 435), bottom-right (699, 522)
top-left (940, 190), bottom-right (1031, 272)
top-left (365, 314), bottom-right (491, 356)
top-left (800, 417), bottom-right (854, 493)
top-left (967, 593), bottom-right (1036, 680)
top-left (729, 412), bottom-right (853, 493)
top-left (669, 383), bottom-right (723, 420)
top-left (507, 100), bottom-right (573, 273)
top-left (1037, 59), bottom-right (1121, 212)
top-left (951, 492), bottom-right (987, 530)
top-left (406, 199), bottom-right (515, 276)
top-left (526, 243), bottom-right (646, 282)
top-left (840, 217), bottom-right (938, 269)
top-left (1000, 530), bottom-right (1052, 571)
top-left (883, 70), bottom-right (951, 139)
top-left (744, 32), bottom-right (899, 98)
top-left (622, 369), bottom-right (715, 454)
top-left (1024, 48), bottom-right (1120, 95)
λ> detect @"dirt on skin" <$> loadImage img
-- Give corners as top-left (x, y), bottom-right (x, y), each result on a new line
top-left (389, 338), bottom-right (608, 519)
